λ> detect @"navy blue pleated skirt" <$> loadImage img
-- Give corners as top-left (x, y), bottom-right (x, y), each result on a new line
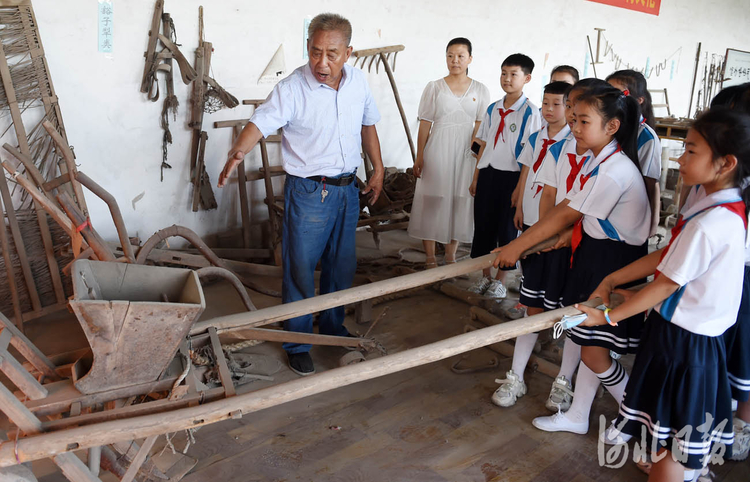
top-left (519, 224), bottom-right (570, 311)
top-left (616, 311), bottom-right (734, 470)
top-left (564, 232), bottom-right (648, 354)
top-left (724, 265), bottom-right (750, 402)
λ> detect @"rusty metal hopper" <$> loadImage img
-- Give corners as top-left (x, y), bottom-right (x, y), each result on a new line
top-left (69, 260), bottom-right (205, 394)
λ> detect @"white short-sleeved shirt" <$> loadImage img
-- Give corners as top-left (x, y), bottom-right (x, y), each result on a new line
top-left (536, 132), bottom-right (593, 206)
top-left (518, 124), bottom-right (570, 225)
top-left (250, 63), bottom-right (380, 178)
top-left (566, 140), bottom-right (651, 245)
top-left (656, 187), bottom-right (747, 336)
top-left (683, 180), bottom-right (750, 265)
top-left (475, 95), bottom-right (541, 172)
top-left (637, 121), bottom-right (662, 180)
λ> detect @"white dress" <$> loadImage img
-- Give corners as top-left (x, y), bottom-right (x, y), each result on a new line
top-left (408, 78), bottom-right (490, 244)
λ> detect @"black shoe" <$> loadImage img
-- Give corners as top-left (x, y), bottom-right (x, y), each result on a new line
top-left (287, 352), bottom-right (315, 376)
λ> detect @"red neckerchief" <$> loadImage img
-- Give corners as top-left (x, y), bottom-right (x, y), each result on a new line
top-left (570, 146), bottom-right (622, 267)
top-left (493, 108), bottom-right (515, 147)
top-left (532, 138), bottom-right (557, 173)
top-left (655, 199), bottom-right (748, 278)
top-left (565, 153), bottom-right (588, 193)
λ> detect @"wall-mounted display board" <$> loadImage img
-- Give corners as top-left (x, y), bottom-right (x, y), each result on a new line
top-left (722, 48), bottom-right (750, 88)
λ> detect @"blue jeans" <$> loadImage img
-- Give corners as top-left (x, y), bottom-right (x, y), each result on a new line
top-left (282, 174), bottom-right (359, 354)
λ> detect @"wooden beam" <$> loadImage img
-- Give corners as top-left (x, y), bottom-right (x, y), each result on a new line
top-left (208, 327), bottom-right (236, 397)
top-left (53, 452), bottom-right (102, 482)
top-left (192, 235), bottom-right (559, 335)
top-left (0, 381), bottom-right (42, 435)
top-left (0, 333), bottom-right (48, 400)
top-left (0, 312), bottom-right (60, 381)
top-left (120, 435), bottom-right (158, 482)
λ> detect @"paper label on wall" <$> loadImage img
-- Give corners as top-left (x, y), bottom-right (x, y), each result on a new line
top-left (98, 0), bottom-right (114, 53)
top-left (587, 0), bottom-right (661, 16)
top-left (258, 45), bottom-right (287, 85)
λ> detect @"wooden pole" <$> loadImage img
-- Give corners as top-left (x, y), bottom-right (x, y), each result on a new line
top-left (378, 52), bottom-right (415, 162)
top-left (191, 235), bottom-right (557, 335)
top-left (0, 295), bottom-right (610, 466)
top-left (233, 125), bottom-right (252, 249)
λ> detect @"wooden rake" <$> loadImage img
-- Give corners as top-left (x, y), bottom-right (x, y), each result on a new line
top-left (351, 45), bottom-right (415, 162)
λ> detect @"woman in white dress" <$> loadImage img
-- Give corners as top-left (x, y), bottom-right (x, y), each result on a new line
top-left (408, 38), bottom-right (490, 268)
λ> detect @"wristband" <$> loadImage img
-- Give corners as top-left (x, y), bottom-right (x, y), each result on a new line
top-left (604, 308), bottom-right (614, 325)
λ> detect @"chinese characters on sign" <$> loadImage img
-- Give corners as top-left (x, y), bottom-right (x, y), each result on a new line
top-left (728, 66), bottom-right (750, 83)
top-left (98, 1), bottom-right (113, 53)
top-left (587, 0), bottom-right (661, 16)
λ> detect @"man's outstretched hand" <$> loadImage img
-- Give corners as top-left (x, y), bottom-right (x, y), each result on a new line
top-left (218, 150), bottom-right (245, 188)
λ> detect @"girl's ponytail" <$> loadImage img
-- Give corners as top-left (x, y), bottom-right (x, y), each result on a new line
top-left (615, 94), bottom-right (642, 167)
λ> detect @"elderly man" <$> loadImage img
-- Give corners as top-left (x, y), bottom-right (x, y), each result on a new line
top-left (218, 13), bottom-right (385, 376)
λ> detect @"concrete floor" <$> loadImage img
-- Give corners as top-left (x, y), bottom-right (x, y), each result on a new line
top-left (6, 230), bottom-right (748, 481)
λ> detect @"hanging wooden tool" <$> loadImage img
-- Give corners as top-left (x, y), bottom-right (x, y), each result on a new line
top-left (188, 6), bottom-right (239, 212)
top-left (351, 45), bottom-right (415, 162)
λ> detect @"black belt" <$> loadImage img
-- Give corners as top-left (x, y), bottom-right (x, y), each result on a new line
top-left (305, 173), bottom-right (356, 186)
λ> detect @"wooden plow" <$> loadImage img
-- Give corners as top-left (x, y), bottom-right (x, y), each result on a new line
top-left (0, 232), bottom-right (628, 481)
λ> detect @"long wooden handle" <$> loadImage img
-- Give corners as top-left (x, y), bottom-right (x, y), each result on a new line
top-left (191, 236), bottom-right (561, 335)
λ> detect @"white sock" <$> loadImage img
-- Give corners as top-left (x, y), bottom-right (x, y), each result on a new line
top-left (683, 469), bottom-right (696, 482)
top-left (511, 332), bottom-right (539, 382)
top-left (557, 336), bottom-right (582, 381)
top-left (596, 359), bottom-right (629, 405)
top-left (563, 361), bottom-right (600, 424)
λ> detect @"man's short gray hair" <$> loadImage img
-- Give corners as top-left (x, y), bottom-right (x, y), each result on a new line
top-left (308, 13), bottom-right (352, 46)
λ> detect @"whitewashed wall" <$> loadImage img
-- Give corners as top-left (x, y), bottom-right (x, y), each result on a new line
top-left (24, 0), bottom-right (750, 242)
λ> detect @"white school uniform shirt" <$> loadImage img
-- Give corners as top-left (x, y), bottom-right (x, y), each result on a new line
top-left (656, 187), bottom-right (747, 336)
top-left (250, 63), bottom-right (381, 178)
top-left (566, 140), bottom-right (651, 246)
top-left (518, 124), bottom-right (571, 225)
top-left (637, 120), bottom-right (662, 180)
top-left (536, 132), bottom-right (592, 206)
top-left (683, 179), bottom-right (750, 265)
top-left (475, 94), bottom-right (541, 172)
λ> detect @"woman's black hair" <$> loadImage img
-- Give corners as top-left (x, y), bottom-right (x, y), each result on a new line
top-left (711, 82), bottom-right (750, 115)
top-left (576, 85), bottom-right (642, 169)
top-left (605, 70), bottom-right (655, 129)
top-left (446, 37), bottom-right (472, 56)
top-left (691, 108), bottom-right (750, 216)
top-left (446, 37), bottom-right (472, 75)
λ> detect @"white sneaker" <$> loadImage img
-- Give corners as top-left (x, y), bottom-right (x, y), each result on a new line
top-left (599, 420), bottom-right (633, 445)
top-left (468, 276), bottom-right (491, 295)
top-left (730, 417), bottom-right (750, 461)
top-left (491, 370), bottom-right (527, 407)
top-left (545, 376), bottom-right (574, 412)
top-left (532, 412), bottom-right (588, 434)
top-left (484, 280), bottom-right (507, 299)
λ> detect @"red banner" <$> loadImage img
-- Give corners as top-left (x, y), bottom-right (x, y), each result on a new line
top-left (587, 0), bottom-right (661, 16)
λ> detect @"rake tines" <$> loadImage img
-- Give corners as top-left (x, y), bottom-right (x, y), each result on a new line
top-left (351, 45), bottom-right (404, 74)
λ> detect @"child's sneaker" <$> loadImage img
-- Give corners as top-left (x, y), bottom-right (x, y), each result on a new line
top-left (545, 375), bottom-right (574, 412)
top-left (467, 276), bottom-right (491, 295)
top-left (532, 412), bottom-right (588, 434)
top-left (491, 370), bottom-right (527, 407)
top-left (484, 280), bottom-right (507, 299)
top-left (730, 417), bottom-right (750, 461)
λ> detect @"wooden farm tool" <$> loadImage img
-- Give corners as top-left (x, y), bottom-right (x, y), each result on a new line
top-left (0, 0), bottom-right (80, 328)
top-left (188, 7), bottom-right (239, 211)
top-left (351, 45), bottom-right (415, 162)
top-left (215, 111), bottom-right (283, 264)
